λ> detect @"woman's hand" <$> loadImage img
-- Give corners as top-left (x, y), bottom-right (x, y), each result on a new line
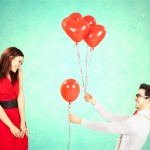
top-left (68, 113), bottom-right (82, 124)
top-left (20, 121), bottom-right (28, 138)
top-left (9, 125), bottom-right (22, 138)
top-left (84, 93), bottom-right (96, 105)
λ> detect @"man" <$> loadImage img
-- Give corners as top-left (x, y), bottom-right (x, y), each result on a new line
top-left (69, 83), bottom-right (150, 150)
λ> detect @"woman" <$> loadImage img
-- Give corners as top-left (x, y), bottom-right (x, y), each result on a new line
top-left (0, 47), bottom-right (28, 150)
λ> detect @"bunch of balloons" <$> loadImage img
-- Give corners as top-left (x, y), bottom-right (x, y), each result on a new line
top-left (62, 12), bottom-right (106, 48)
top-left (60, 13), bottom-right (106, 150)
top-left (60, 12), bottom-right (106, 103)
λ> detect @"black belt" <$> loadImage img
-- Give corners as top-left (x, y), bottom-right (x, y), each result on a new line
top-left (0, 99), bottom-right (18, 108)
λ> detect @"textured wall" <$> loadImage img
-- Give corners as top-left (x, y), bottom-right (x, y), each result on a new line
top-left (0, 0), bottom-right (150, 149)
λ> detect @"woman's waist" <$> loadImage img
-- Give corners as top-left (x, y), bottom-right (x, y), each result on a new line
top-left (0, 99), bottom-right (18, 108)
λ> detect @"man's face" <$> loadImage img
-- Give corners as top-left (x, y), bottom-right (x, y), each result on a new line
top-left (135, 89), bottom-right (149, 110)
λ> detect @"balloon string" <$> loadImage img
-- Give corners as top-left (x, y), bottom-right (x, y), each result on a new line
top-left (68, 102), bottom-right (71, 150)
top-left (85, 46), bottom-right (92, 92)
top-left (76, 44), bottom-right (86, 93)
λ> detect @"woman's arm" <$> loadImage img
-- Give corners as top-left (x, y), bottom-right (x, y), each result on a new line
top-left (17, 69), bottom-right (27, 138)
top-left (0, 105), bottom-right (21, 137)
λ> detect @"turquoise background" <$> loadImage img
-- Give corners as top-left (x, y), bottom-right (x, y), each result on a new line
top-left (0, 0), bottom-right (150, 149)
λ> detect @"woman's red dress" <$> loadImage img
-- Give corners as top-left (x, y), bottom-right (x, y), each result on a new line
top-left (0, 77), bottom-right (28, 150)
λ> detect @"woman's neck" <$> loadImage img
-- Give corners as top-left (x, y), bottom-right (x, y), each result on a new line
top-left (7, 73), bottom-right (11, 80)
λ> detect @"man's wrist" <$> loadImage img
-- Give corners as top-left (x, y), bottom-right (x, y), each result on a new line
top-left (78, 118), bottom-right (82, 124)
top-left (91, 99), bottom-right (96, 105)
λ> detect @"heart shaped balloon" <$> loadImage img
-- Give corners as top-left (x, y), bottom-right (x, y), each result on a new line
top-left (62, 17), bottom-right (90, 43)
top-left (83, 15), bottom-right (96, 26)
top-left (84, 24), bottom-right (106, 48)
top-left (69, 12), bottom-right (82, 21)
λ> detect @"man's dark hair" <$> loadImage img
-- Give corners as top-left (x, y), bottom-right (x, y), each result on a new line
top-left (139, 83), bottom-right (150, 97)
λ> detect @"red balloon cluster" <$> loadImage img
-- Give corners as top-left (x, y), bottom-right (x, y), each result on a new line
top-left (62, 12), bottom-right (106, 48)
top-left (60, 79), bottom-right (80, 103)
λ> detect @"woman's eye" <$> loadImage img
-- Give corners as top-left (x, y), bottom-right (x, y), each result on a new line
top-left (19, 61), bottom-right (23, 65)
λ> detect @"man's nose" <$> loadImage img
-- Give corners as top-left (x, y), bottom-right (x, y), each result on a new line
top-left (135, 96), bottom-right (138, 101)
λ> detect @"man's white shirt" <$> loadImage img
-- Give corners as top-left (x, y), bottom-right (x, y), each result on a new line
top-left (81, 102), bottom-right (150, 150)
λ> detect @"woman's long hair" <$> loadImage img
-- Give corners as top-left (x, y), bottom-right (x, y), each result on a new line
top-left (0, 47), bottom-right (24, 83)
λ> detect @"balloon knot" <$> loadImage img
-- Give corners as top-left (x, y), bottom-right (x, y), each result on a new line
top-left (90, 47), bottom-right (94, 51)
top-left (75, 42), bottom-right (79, 46)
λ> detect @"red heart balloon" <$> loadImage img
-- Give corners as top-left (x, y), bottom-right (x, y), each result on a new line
top-left (84, 25), bottom-right (106, 48)
top-left (69, 12), bottom-right (82, 21)
top-left (83, 15), bottom-right (96, 26)
top-left (60, 79), bottom-right (80, 103)
top-left (62, 17), bottom-right (90, 43)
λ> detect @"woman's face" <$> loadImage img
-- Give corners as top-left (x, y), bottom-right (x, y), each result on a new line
top-left (10, 56), bottom-right (24, 72)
